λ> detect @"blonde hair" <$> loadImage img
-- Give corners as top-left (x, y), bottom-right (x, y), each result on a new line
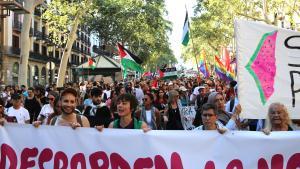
top-left (265, 102), bottom-right (291, 131)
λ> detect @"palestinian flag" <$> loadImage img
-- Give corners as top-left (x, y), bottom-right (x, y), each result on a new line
top-left (181, 11), bottom-right (189, 46)
top-left (88, 57), bottom-right (96, 70)
top-left (117, 43), bottom-right (143, 74)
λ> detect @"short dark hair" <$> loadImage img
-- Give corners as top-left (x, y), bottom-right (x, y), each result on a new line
top-left (117, 94), bottom-right (138, 111)
top-left (145, 92), bottom-right (154, 101)
top-left (60, 88), bottom-right (77, 98)
top-left (202, 103), bottom-right (217, 115)
top-left (11, 93), bottom-right (21, 100)
top-left (28, 87), bottom-right (34, 91)
top-left (91, 87), bottom-right (102, 97)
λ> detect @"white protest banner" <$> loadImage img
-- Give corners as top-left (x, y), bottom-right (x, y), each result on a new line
top-left (235, 20), bottom-right (300, 119)
top-left (179, 106), bottom-right (196, 130)
top-left (1, 124), bottom-right (300, 169)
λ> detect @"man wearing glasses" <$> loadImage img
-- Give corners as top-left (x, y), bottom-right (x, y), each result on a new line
top-left (193, 103), bottom-right (227, 133)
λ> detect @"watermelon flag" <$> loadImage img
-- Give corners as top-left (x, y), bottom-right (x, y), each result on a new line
top-left (199, 50), bottom-right (210, 78)
top-left (245, 31), bottom-right (278, 105)
top-left (214, 55), bottom-right (234, 81)
top-left (117, 43), bottom-right (143, 77)
top-left (88, 57), bottom-right (96, 70)
top-left (181, 11), bottom-right (189, 46)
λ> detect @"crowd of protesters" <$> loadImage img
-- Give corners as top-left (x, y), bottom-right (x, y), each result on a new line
top-left (0, 76), bottom-right (299, 134)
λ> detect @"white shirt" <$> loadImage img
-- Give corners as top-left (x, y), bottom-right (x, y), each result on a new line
top-left (225, 98), bottom-right (239, 114)
top-left (104, 90), bottom-right (111, 98)
top-left (134, 88), bottom-right (144, 105)
top-left (145, 110), bottom-right (152, 124)
top-left (193, 121), bottom-right (226, 130)
top-left (7, 106), bottom-right (30, 124)
top-left (39, 104), bottom-right (54, 124)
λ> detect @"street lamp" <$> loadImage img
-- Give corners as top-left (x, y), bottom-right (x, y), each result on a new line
top-left (47, 46), bottom-right (55, 85)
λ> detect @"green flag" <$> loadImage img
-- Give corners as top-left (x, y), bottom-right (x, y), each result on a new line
top-left (182, 11), bottom-right (189, 46)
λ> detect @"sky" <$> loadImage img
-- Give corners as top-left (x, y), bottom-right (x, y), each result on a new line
top-left (165, 0), bottom-right (197, 69)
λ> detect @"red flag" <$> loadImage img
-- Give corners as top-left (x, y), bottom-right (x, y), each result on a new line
top-left (152, 79), bottom-right (158, 88)
top-left (157, 69), bottom-right (164, 78)
top-left (142, 72), bottom-right (152, 77)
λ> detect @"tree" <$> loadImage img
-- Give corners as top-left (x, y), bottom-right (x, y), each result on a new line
top-left (43, 0), bottom-right (93, 87)
top-left (183, 0), bottom-right (300, 65)
top-left (18, 0), bottom-right (45, 86)
top-left (86, 0), bottom-right (176, 69)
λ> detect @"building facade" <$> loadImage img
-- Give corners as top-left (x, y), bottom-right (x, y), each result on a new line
top-left (0, 1), bottom-right (91, 87)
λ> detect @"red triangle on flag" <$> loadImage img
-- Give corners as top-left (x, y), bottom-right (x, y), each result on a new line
top-left (117, 43), bottom-right (127, 58)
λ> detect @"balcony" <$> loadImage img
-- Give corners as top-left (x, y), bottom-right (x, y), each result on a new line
top-left (0, 0), bottom-right (29, 14)
top-left (3, 46), bottom-right (20, 56)
top-left (13, 20), bottom-right (22, 32)
top-left (72, 44), bottom-right (81, 53)
top-left (33, 30), bottom-right (43, 40)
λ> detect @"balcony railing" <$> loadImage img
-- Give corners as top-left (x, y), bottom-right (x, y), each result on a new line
top-left (72, 45), bottom-right (81, 53)
top-left (34, 30), bottom-right (43, 40)
top-left (13, 20), bottom-right (22, 32)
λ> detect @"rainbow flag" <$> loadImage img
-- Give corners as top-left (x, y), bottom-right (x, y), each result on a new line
top-left (214, 55), bottom-right (235, 81)
top-left (199, 50), bottom-right (210, 78)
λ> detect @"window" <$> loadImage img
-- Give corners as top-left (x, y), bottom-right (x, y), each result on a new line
top-left (12, 35), bottom-right (19, 49)
top-left (42, 46), bottom-right (47, 56)
top-left (34, 43), bottom-right (39, 53)
top-left (55, 51), bottom-right (59, 59)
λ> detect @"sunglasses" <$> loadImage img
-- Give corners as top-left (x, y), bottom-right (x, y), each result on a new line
top-left (143, 98), bottom-right (148, 101)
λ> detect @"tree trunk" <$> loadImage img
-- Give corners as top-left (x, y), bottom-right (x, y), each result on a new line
top-left (56, 0), bottom-right (92, 87)
top-left (18, 0), bottom-right (44, 86)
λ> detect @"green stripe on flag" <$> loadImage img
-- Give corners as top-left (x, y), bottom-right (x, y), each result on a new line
top-left (182, 31), bottom-right (189, 46)
top-left (121, 58), bottom-right (143, 73)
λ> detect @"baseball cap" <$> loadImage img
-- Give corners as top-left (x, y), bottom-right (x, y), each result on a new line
top-left (179, 86), bottom-right (187, 91)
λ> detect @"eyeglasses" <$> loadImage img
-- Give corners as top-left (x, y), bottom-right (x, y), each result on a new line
top-left (202, 114), bottom-right (215, 118)
top-left (143, 98), bottom-right (148, 101)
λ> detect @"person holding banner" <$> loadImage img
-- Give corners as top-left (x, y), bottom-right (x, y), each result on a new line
top-left (49, 88), bottom-right (90, 129)
top-left (193, 103), bottom-right (227, 133)
top-left (107, 93), bottom-right (148, 130)
top-left (263, 102), bottom-right (293, 135)
top-left (207, 92), bottom-right (242, 130)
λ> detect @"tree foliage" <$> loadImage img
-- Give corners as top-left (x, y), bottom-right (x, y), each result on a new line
top-left (86, 0), bottom-right (176, 70)
top-left (42, 0), bottom-right (92, 45)
top-left (183, 0), bottom-right (300, 65)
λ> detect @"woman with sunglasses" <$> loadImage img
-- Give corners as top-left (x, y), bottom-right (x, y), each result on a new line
top-left (136, 93), bottom-right (160, 130)
top-left (35, 91), bottom-right (59, 125)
